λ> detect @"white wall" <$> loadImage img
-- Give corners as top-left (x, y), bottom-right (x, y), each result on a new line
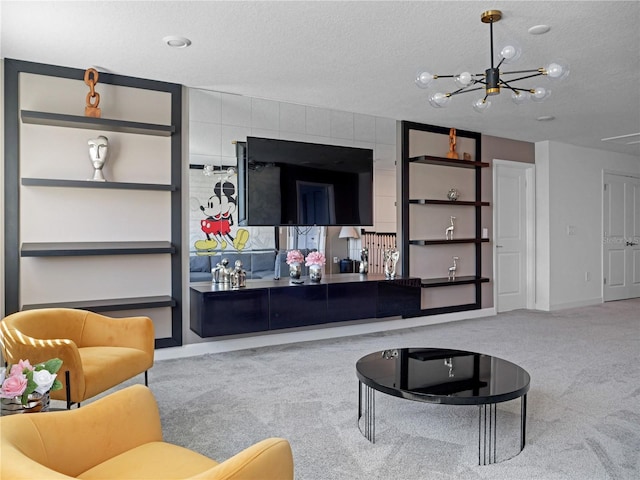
top-left (535, 141), bottom-right (640, 310)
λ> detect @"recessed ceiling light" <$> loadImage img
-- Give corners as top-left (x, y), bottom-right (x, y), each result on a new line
top-left (528, 25), bottom-right (551, 35)
top-left (163, 36), bottom-right (191, 48)
top-left (536, 115), bottom-right (555, 121)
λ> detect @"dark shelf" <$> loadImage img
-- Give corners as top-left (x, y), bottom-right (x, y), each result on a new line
top-left (21, 110), bottom-right (175, 136)
top-left (409, 199), bottom-right (490, 206)
top-left (409, 238), bottom-right (490, 246)
top-left (22, 178), bottom-right (177, 191)
top-left (420, 303), bottom-right (481, 316)
top-left (409, 155), bottom-right (489, 168)
top-left (420, 276), bottom-right (490, 288)
top-left (21, 241), bottom-right (175, 257)
top-left (22, 295), bottom-right (176, 312)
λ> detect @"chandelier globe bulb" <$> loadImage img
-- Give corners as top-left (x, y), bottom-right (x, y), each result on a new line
top-left (531, 87), bottom-right (551, 103)
top-left (472, 98), bottom-right (491, 113)
top-left (428, 92), bottom-right (450, 108)
top-left (544, 60), bottom-right (570, 81)
top-left (415, 69), bottom-right (435, 89)
top-left (454, 71), bottom-right (475, 88)
top-left (499, 43), bottom-right (522, 64)
top-left (511, 90), bottom-right (532, 105)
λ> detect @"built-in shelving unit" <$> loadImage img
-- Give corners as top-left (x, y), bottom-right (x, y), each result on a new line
top-left (401, 121), bottom-right (490, 314)
top-left (4, 59), bottom-right (183, 349)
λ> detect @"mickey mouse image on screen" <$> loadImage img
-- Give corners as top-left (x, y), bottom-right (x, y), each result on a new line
top-left (194, 180), bottom-right (249, 252)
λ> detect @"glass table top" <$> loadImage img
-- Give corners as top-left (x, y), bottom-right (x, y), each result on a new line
top-left (356, 348), bottom-right (530, 405)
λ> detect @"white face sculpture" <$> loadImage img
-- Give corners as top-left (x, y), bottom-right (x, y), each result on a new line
top-left (88, 136), bottom-right (109, 166)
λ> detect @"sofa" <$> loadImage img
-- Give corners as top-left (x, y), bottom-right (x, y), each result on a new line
top-left (190, 250), bottom-right (312, 282)
top-left (0, 384), bottom-right (294, 479)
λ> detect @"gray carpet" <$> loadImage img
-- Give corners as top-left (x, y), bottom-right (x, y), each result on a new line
top-left (113, 300), bottom-right (640, 479)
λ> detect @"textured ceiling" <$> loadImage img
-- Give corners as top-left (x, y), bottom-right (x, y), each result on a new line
top-left (2, 0), bottom-right (639, 157)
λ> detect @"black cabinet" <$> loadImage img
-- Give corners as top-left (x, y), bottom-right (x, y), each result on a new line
top-left (190, 287), bottom-right (269, 337)
top-left (327, 281), bottom-right (377, 322)
top-left (190, 274), bottom-right (421, 338)
top-left (270, 284), bottom-right (328, 329)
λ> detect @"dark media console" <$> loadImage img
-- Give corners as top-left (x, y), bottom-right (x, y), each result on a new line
top-left (190, 274), bottom-right (421, 338)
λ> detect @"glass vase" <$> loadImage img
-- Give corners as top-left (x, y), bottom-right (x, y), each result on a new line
top-left (309, 264), bottom-right (323, 282)
top-left (289, 262), bottom-right (301, 280)
top-left (0, 391), bottom-right (50, 415)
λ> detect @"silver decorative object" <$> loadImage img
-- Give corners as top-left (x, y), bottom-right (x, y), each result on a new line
top-left (448, 256), bottom-right (459, 280)
top-left (289, 262), bottom-right (302, 280)
top-left (0, 391), bottom-right (50, 414)
top-left (447, 188), bottom-right (460, 201)
top-left (212, 258), bottom-right (232, 284)
top-left (445, 216), bottom-right (456, 240)
top-left (383, 248), bottom-right (400, 279)
top-left (359, 247), bottom-right (369, 274)
top-left (309, 264), bottom-right (322, 282)
top-left (230, 260), bottom-right (246, 288)
top-left (88, 135), bottom-right (109, 181)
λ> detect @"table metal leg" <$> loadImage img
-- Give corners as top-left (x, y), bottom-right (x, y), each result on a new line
top-left (357, 381), bottom-right (375, 443)
top-left (521, 394), bottom-right (527, 451)
top-left (478, 403), bottom-right (497, 465)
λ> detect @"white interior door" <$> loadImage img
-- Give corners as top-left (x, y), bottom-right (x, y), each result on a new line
top-left (494, 161), bottom-right (535, 312)
top-left (603, 173), bottom-right (640, 301)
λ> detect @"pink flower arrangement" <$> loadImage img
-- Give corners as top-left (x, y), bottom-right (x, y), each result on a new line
top-left (0, 358), bottom-right (63, 405)
top-left (286, 249), bottom-right (304, 265)
top-left (305, 251), bottom-right (326, 267)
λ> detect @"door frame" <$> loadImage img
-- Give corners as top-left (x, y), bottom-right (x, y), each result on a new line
top-left (492, 159), bottom-right (536, 311)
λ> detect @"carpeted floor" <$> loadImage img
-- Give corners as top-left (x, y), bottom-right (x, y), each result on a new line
top-left (108, 299), bottom-right (640, 479)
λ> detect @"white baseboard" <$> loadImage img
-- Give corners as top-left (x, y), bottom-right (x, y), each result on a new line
top-left (549, 297), bottom-right (603, 311)
top-left (155, 307), bottom-right (497, 360)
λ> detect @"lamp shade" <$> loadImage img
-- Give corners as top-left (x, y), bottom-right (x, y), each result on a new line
top-left (339, 226), bottom-right (360, 239)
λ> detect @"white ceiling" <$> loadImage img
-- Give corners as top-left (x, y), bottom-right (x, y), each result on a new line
top-left (2, 0), bottom-right (639, 157)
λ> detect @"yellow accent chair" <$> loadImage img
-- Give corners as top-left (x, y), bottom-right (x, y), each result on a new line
top-left (0, 384), bottom-right (294, 480)
top-left (0, 308), bottom-right (154, 409)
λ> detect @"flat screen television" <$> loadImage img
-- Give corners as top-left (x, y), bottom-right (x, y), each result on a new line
top-left (239, 137), bottom-right (374, 226)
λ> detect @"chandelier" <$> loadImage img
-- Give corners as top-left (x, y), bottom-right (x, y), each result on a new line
top-left (415, 10), bottom-right (569, 113)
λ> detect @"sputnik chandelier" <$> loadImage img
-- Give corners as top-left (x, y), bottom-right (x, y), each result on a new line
top-left (415, 10), bottom-right (569, 113)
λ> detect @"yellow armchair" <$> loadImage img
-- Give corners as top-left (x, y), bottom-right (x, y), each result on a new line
top-left (0, 384), bottom-right (294, 479)
top-left (0, 308), bottom-right (154, 408)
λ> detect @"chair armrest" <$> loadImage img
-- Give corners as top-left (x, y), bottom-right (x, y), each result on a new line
top-left (189, 438), bottom-right (294, 480)
top-left (81, 312), bottom-right (155, 355)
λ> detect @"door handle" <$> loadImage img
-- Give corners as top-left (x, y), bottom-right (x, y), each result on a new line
top-left (496, 245), bottom-right (504, 248)
top-left (627, 241), bottom-right (638, 246)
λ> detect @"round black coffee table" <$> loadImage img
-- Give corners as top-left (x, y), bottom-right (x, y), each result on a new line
top-left (356, 348), bottom-right (530, 465)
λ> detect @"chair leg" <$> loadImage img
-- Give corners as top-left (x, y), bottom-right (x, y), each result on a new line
top-left (145, 370), bottom-right (148, 386)
top-left (65, 370), bottom-right (72, 410)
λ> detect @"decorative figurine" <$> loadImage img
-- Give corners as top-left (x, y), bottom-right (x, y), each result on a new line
top-left (84, 68), bottom-right (101, 118)
top-left (448, 256), bottom-right (459, 280)
top-left (359, 247), bottom-right (369, 274)
top-left (212, 258), bottom-right (232, 284)
top-left (230, 260), bottom-right (246, 288)
top-left (446, 127), bottom-right (459, 159)
top-left (383, 248), bottom-right (400, 280)
top-left (88, 135), bottom-right (109, 181)
top-left (445, 216), bottom-right (456, 240)
top-left (463, 152), bottom-right (472, 161)
top-left (447, 188), bottom-right (460, 201)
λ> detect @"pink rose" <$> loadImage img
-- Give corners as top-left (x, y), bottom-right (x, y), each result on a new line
top-left (10, 359), bottom-right (33, 376)
top-left (0, 373), bottom-right (28, 398)
top-left (286, 250), bottom-right (304, 265)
